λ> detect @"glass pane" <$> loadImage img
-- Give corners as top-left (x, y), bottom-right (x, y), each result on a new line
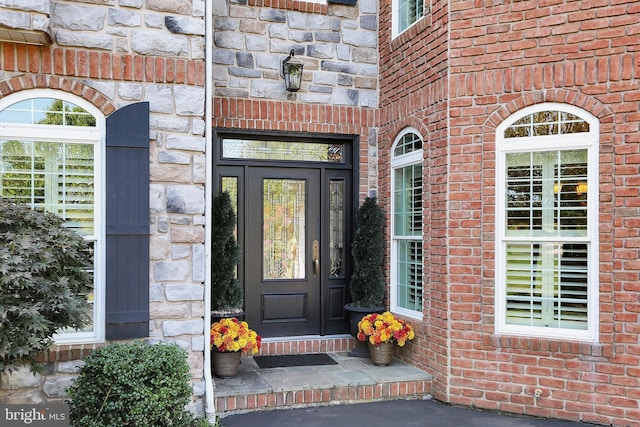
top-left (263, 179), bottom-right (306, 280)
top-left (506, 150), bottom-right (587, 238)
top-left (329, 180), bottom-right (345, 278)
top-left (0, 139), bottom-right (95, 235)
top-left (56, 241), bottom-right (95, 334)
top-left (394, 164), bottom-right (422, 236)
top-left (504, 110), bottom-right (589, 138)
top-left (397, 239), bottom-right (423, 311)
top-left (223, 139), bottom-right (344, 163)
top-left (0, 98), bottom-right (96, 127)
top-left (221, 176), bottom-right (238, 216)
top-left (398, 0), bottom-right (423, 33)
top-left (394, 132), bottom-right (422, 156)
top-left (506, 242), bottom-right (587, 329)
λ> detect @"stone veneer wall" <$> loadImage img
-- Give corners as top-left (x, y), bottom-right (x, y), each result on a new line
top-left (211, 0), bottom-right (380, 195)
top-left (0, 0), bottom-right (207, 416)
top-left (0, 0), bottom-right (52, 44)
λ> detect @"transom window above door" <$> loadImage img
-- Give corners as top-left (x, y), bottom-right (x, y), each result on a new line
top-left (495, 103), bottom-right (599, 342)
top-left (222, 139), bottom-right (344, 163)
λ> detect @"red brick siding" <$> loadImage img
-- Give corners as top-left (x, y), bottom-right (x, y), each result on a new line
top-left (381, 0), bottom-right (640, 424)
top-left (0, 43), bottom-right (205, 88)
top-left (378, 0), bottom-right (451, 401)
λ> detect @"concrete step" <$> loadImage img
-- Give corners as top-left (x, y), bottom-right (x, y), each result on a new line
top-left (213, 348), bottom-right (433, 416)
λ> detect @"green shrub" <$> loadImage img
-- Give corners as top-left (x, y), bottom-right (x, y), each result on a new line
top-left (349, 197), bottom-right (385, 308)
top-left (0, 199), bottom-right (93, 372)
top-left (210, 191), bottom-right (242, 311)
top-left (67, 341), bottom-right (195, 427)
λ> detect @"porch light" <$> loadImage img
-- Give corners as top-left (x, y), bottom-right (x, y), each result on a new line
top-left (282, 49), bottom-right (303, 92)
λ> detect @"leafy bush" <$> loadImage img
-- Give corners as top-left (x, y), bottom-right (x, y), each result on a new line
top-left (0, 199), bottom-right (92, 372)
top-left (67, 341), bottom-right (195, 427)
top-left (349, 197), bottom-right (385, 308)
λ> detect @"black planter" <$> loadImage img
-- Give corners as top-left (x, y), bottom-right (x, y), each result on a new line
top-left (211, 310), bottom-right (245, 324)
top-left (344, 303), bottom-right (385, 357)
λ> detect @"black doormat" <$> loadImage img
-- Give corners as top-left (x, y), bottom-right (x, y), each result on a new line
top-left (253, 353), bottom-right (338, 369)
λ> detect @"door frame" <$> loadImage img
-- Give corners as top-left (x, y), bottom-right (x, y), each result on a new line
top-left (212, 129), bottom-right (359, 337)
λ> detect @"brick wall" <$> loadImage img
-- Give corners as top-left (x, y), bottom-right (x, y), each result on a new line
top-left (380, 0), bottom-right (640, 425)
top-left (377, 0), bottom-right (450, 402)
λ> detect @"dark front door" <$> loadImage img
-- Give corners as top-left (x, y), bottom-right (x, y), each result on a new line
top-left (215, 135), bottom-right (354, 338)
top-left (245, 168), bottom-right (321, 336)
top-left (243, 167), bottom-right (352, 337)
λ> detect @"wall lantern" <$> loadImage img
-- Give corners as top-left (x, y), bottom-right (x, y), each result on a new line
top-left (282, 49), bottom-right (303, 92)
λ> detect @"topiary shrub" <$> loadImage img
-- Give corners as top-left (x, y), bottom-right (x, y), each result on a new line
top-left (67, 341), bottom-right (195, 427)
top-left (0, 198), bottom-right (92, 373)
top-left (210, 191), bottom-right (242, 312)
top-left (349, 197), bottom-right (385, 308)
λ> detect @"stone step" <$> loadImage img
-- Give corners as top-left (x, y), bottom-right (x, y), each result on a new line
top-left (213, 349), bottom-right (433, 416)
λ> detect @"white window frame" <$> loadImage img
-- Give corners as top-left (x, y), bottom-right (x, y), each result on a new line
top-left (0, 89), bottom-right (105, 344)
top-left (495, 103), bottom-right (599, 342)
top-left (390, 128), bottom-right (424, 320)
top-left (392, 0), bottom-right (424, 38)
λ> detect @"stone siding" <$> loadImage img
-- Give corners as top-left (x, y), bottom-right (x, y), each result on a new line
top-left (212, 0), bottom-right (378, 108)
top-left (0, 0), bottom-right (206, 416)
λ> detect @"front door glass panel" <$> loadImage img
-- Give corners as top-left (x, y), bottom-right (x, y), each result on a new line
top-left (263, 178), bottom-right (306, 280)
top-left (329, 179), bottom-right (344, 278)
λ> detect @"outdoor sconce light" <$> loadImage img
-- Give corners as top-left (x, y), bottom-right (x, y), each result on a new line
top-left (282, 49), bottom-right (303, 92)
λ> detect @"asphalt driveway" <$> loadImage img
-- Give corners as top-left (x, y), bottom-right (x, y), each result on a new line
top-left (220, 399), bottom-right (591, 427)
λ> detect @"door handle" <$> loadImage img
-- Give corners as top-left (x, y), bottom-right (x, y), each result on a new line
top-left (312, 240), bottom-right (319, 277)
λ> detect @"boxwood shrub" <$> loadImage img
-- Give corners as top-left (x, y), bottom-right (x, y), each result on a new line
top-left (67, 341), bottom-right (194, 427)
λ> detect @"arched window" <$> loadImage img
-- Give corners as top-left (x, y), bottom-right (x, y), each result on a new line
top-left (390, 129), bottom-right (423, 319)
top-left (0, 90), bottom-right (151, 343)
top-left (0, 90), bottom-right (105, 343)
top-left (495, 103), bottom-right (599, 341)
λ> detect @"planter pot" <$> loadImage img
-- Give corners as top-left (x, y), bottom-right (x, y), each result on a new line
top-left (344, 303), bottom-right (385, 357)
top-left (368, 341), bottom-right (395, 366)
top-left (211, 351), bottom-right (242, 378)
top-left (211, 310), bottom-right (245, 324)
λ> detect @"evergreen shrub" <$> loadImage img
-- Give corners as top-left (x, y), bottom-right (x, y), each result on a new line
top-left (67, 341), bottom-right (194, 427)
top-left (349, 197), bottom-right (385, 308)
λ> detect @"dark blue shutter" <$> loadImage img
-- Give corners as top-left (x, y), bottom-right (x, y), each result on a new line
top-left (105, 102), bottom-right (150, 340)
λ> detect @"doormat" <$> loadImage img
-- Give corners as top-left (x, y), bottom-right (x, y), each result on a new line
top-left (253, 353), bottom-right (338, 369)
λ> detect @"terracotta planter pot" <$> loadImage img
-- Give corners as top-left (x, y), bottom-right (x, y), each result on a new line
top-left (211, 350), bottom-right (242, 378)
top-left (367, 341), bottom-right (395, 366)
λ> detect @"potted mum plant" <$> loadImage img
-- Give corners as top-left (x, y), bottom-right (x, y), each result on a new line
top-left (210, 317), bottom-right (261, 378)
top-left (357, 311), bottom-right (415, 366)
